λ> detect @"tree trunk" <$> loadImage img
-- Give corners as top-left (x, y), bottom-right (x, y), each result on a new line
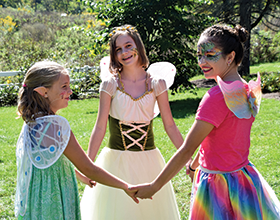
top-left (239, 0), bottom-right (251, 76)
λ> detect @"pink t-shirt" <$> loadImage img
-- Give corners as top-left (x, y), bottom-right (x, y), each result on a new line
top-left (195, 85), bottom-right (255, 171)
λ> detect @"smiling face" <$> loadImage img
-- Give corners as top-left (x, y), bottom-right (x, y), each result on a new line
top-left (197, 36), bottom-right (230, 80)
top-left (115, 33), bottom-right (139, 68)
top-left (47, 72), bottom-right (72, 113)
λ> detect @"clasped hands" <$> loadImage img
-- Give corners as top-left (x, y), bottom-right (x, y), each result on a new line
top-left (125, 182), bottom-right (157, 204)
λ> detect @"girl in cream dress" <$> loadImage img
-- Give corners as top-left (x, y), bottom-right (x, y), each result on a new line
top-left (80, 25), bottom-right (185, 220)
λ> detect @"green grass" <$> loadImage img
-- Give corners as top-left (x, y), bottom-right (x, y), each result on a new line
top-left (250, 61), bottom-right (280, 74)
top-left (1, 88), bottom-right (280, 219)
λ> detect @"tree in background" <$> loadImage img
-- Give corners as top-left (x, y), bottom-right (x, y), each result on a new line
top-left (83, 0), bottom-right (213, 93)
top-left (197, 0), bottom-right (280, 76)
top-left (0, 0), bottom-right (22, 7)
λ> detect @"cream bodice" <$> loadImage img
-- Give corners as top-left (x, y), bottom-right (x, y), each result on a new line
top-left (100, 75), bottom-right (167, 123)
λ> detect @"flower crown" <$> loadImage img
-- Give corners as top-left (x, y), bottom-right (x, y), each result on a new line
top-left (108, 25), bottom-right (138, 40)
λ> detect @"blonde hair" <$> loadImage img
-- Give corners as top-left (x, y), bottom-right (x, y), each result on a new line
top-left (109, 24), bottom-right (149, 73)
top-left (17, 61), bottom-right (68, 122)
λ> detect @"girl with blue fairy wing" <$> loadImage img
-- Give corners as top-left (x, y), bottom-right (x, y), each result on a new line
top-left (15, 61), bottom-right (138, 220)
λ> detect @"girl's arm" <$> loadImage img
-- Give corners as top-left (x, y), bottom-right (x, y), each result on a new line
top-left (156, 91), bottom-right (184, 149)
top-left (187, 151), bottom-right (200, 181)
top-left (87, 91), bottom-right (111, 161)
top-left (132, 119), bottom-right (214, 199)
top-left (75, 169), bottom-right (96, 187)
top-left (63, 131), bottom-right (139, 203)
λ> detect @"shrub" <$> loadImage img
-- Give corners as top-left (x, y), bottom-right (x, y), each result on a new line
top-left (0, 84), bottom-right (19, 107)
top-left (250, 28), bottom-right (280, 65)
top-left (260, 71), bottom-right (280, 93)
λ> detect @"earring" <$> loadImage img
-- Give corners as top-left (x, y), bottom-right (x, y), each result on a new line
top-left (44, 94), bottom-right (48, 98)
top-left (228, 60), bottom-right (231, 66)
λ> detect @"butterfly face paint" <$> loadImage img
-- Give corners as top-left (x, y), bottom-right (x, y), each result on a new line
top-left (131, 47), bottom-right (138, 57)
top-left (197, 41), bottom-right (222, 63)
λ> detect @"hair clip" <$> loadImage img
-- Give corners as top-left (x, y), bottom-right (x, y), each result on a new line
top-left (22, 83), bottom-right (27, 88)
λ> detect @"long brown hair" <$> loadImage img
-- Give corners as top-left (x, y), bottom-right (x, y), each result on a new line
top-left (109, 24), bottom-right (149, 73)
top-left (17, 61), bottom-right (68, 122)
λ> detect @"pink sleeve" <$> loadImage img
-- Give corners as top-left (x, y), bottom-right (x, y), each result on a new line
top-left (195, 86), bottom-right (230, 128)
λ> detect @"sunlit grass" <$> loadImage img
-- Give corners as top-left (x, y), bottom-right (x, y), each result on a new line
top-left (1, 88), bottom-right (280, 219)
top-left (250, 61), bottom-right (280, 73)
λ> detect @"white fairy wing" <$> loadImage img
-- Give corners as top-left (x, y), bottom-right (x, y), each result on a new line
top-left (147, 62), bottom-right (176, 89)
top-left (27, 115), bottom-right (71, 169)
top-left (147, 62), bottom-right (176, 117)
top-left (15, 123), bottom-right (32, 217)
top-left (100, 56), bottom-right (112, 81)
top-left (15, 115), bottom-right (71, 217)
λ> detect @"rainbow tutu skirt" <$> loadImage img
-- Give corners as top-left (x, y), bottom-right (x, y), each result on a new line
top-left (189, 163), bottom-right (280, 220)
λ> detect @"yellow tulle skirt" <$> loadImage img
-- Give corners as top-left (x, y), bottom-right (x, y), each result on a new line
top-left (80, 147), bottom-right (180, 220)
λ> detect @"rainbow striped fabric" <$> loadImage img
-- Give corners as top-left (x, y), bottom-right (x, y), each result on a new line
top-left (189, 163), bottom-right (280, 220)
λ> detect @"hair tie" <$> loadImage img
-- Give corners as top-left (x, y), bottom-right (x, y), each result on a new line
top-left (23, 83), bottom-right (27, 88)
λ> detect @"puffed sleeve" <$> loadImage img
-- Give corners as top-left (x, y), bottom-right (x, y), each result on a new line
top-left (151, 77), bottom-right (168, 97)
top-left (99, 76), bottom-right (117, 96)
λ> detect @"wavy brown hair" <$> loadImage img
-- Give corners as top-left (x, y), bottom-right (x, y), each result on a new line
top-left (17, 61), bottom-right (68, 122)
top-left (109, 24), bottom-right (149, 73)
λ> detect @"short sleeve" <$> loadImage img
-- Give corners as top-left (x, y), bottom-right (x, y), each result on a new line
top-left (195, 86), bottom-right (230, 128)
top-left (99, 76), bottom-right (117, 96)
top-left (152, 78), bottom-right (167, 97)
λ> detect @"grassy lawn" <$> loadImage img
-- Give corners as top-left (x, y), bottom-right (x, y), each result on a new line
top-left (250, 61), bottom-right (280, 73)
top-left (1, 86), bottom-right (280, 219)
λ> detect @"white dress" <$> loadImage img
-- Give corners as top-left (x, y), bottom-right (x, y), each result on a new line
top-left (80, 75), bottom-right (180, 220)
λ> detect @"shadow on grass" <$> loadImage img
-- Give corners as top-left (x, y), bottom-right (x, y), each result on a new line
top-left (169, 97), bottom-right (202, 119)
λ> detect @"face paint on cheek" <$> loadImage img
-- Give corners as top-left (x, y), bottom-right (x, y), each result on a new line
top-left (60, 91), bottom-right (66, 99)
top-left (131, 48), bottom-right (138, 57)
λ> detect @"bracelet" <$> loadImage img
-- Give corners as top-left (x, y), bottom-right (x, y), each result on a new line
top-left (189, 164), bottom-right (196, 172)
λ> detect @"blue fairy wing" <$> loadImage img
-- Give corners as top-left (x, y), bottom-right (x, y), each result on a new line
top-left (27, 115), bottom-right (71, 169)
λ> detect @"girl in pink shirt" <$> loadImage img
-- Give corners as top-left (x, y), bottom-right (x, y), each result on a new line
top-left (131, 24), bottom-right (280, 220)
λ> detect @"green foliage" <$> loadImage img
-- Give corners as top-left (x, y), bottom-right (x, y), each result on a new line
top-left (84, 0), bottom-right (214, 93)
top-left (0, 7), bottom-right (109, 106)
top-left (0, 84), bottom-right (19, 107)
top-left (260, 71), bottom-right (280, 93)
top-left (69, 65), bottom-right (101, 100)
top-left (250, 28), bottom-right (280, 65)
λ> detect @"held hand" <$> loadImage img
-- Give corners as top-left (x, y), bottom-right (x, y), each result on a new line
top-left (189, 170), bottom-right (194, 182)
top-left (185, 158), bottom-right (193, 175)
top-left (130, 183), bottom-right (155, 199)
top-left (88, 180), bottom-right (96, 188)
top-left (76, 170), bottom-right (96, 188)
top-left (82, 177), bottom-right (96, 188)
top-left (125, 185), bottom-right (139, 204)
